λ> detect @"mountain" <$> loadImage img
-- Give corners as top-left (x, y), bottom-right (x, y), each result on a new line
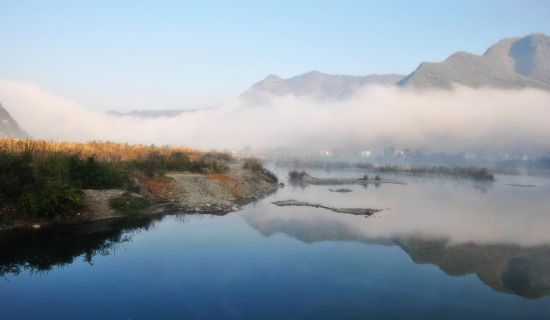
top-left (0, 102), bottom-right (27, 138)
top-left (399, 33), bottom-right (550, 89)
top-left (107, 109), bottom-right (194, 118)
top-left (243, 33), bottom-right (550, 100)
top-left (241, 71), bottom-right (405, 101)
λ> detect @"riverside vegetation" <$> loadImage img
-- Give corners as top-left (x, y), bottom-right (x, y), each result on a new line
top-left (287, 164), bottom-right (494, 181)
top-left (0, 139), bottom-right (232, 226)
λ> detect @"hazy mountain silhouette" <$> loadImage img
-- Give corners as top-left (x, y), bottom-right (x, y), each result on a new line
top-left (0, 102), bottom-right (27, 138)
top-left (107, 109), bottom-right (195, 118)
top-left (399, 33), bottom-right (550, 89)
top-left (243, 33), bottom-right (550, 102)
top-left (241, 71), bottom-right (405, 102)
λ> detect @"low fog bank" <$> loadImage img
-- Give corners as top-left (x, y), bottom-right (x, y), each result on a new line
top-left (1, 78), bottom-right (550, 156)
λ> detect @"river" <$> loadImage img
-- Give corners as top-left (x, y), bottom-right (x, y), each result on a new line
top-left (1, 168), bottom-right (549, 319)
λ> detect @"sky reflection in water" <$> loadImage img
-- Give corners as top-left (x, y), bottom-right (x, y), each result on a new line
top-left (0, 169), bottom-right (549, 319)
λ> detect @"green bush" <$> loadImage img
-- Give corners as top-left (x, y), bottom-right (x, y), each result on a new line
top-left (0, 151), bottom-right (34, 201)
top-left (19, 182), bottom-right (82, 219)
top-left (68, 156), bottom-right (127, 189)
top-left (109, 193), bottom-right (149, 215)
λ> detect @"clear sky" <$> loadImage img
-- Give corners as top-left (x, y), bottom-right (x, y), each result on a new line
top-left (1, 0), bottom-right (549, 111)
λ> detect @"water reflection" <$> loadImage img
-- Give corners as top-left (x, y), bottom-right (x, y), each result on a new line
top-left (1, 169), bottom-right (549, 303)
top-left (244, 209), bottom-right (550, 298)
top-left (244, 169), bottom-right (550, 298)
top-left (0, 214), bottom-right (181, 277)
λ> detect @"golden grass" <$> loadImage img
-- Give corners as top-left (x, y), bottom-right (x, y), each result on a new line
top-left (0, 138), bottom-right (204, 161)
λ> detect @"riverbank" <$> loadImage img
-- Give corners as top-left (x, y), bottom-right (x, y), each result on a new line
top-left (0, 139), bottom-right (278, 231)
top-left (1, 166), bottom-right (278, 231)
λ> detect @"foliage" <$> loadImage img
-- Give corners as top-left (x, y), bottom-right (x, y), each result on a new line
top-left (262, 169), bottom-right (278, 183)
top-left (376, 164), bottom-right (494, 181)
top-left (0, 138), bottom-right (231, 220)
top-left (288, 170), bottom-right (308, 180)
top-left (108, 193), bottom-right (150, 216)
top-left (68, 156), bottom-right (127, 189)
top-left (242, 159), bottom-right (264, 172)
top-left (243, 159), bottom-right (278, 183)
top-left (0, 150), bottom-right (34, 201)
top-left (19, 182), bottom-right (82, 219)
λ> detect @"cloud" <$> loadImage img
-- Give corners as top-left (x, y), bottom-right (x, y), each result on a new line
top-left (1, 78), bottom-right (550, 153)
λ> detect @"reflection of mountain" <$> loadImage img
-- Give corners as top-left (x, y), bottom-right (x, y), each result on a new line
top-left (396, 238), bottom-right (550, 299)
top-left (246, 214), bottom-right (550, 299)
top-left (0, 216), bottom-right (169, 276)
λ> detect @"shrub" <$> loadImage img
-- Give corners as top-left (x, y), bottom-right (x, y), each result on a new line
top-left (289, 170), bottom-right (308, 180)
top-left (68, 156), bottom-right (127, 189)
top-left (374, 175), bottom-right (381, 181)
top-left (19, 182), bottom-right (82, 219)
top-left (242, 159), bottom-right (278, 182)
top-left (263, 169), bottom-right (278, 183)
top-left (0, 150), bottom-right (34, 201)
top-left (243, 159), bottom-right (264, 172)
top-left (109, 193), bottom-right (149, 215)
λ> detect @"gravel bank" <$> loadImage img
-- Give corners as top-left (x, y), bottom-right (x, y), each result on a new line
top-left (81, 168), bottom-right (278, 220)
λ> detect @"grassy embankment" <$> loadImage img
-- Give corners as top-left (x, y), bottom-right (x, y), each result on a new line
top-left (0, 139), bottom-right (231, 224)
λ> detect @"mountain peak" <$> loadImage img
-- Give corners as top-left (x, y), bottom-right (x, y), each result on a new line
top-left (242, 71), bottom-right (404, 102)
top-left (263, 74), bottom-right (282, 81)
top-left (0, 102), bottom-right (28, 138)
top-left (400, 32), bottom-right (550, 90)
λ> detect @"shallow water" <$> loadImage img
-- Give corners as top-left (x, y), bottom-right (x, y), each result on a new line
top-left (1, 169), bottom-right (550, 319)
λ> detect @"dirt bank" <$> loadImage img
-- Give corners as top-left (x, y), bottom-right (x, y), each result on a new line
top-left (82, 167), bottom-right (278, 220)
top-left (0, 167), bottom-right (278, 231)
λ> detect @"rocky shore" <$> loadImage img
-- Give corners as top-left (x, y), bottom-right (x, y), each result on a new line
top-left (84, 167), bottom-right (278, 219)
top-left (2, 167), bottom-right (278, 231)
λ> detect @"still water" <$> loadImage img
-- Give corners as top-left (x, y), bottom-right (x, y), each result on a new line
top-left (1, 168), bottom-right (550, 319)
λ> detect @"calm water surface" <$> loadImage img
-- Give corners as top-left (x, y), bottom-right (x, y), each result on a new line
top-left (1, 168), bottom-right (550, 319)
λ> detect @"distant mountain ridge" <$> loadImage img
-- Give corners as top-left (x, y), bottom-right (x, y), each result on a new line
top-left (241, 71), bottom-right (405, 101)
top-left (243, 33), bottom-right (550, 102)
top-left (107, 109), bottom-right (194, 118)
top-left (0, 102), bottom-right (27, 138)
top-left (399, 33), bottom-right (550, 89)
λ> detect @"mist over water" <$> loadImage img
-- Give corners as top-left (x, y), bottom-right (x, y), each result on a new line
top-left (2, 78), bottom-right (550, 153)
top-left (245, 170), bottom-right (550, 247)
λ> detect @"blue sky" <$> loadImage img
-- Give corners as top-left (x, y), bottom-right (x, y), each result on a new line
top-left (1, 0), bottom-right (549, 111)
